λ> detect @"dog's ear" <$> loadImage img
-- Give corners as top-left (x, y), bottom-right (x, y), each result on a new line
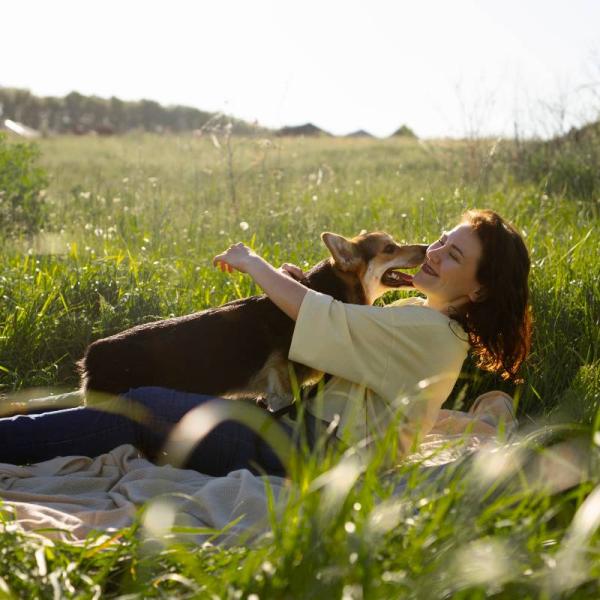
top-left (321, 232), bottom-right (361, 272)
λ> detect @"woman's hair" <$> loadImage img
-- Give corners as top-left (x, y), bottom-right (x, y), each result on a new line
top-left (454, 209), bottom-right (532, 382)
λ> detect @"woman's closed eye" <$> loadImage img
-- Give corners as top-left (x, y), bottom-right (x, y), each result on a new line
top-left (437, 235), bottom-right (461, 261)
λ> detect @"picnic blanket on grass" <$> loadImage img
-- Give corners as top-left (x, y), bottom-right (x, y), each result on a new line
top-left (0, 400), bottom-right (519, 544)
top-left (0, 445), bottom-right (291, 544)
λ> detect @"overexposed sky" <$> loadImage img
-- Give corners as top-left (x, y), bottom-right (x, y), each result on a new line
top-left (2, 0), bottom-right (599, 138)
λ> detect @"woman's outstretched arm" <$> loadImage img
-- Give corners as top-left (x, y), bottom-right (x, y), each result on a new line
top-left (213, 243), bottom-right (308, 320)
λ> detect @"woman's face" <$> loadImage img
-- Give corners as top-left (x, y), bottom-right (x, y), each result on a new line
top-left (412, 223), bottom-right (483, 311)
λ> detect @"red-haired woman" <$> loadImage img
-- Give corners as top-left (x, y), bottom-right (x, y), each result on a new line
top-left (0, 210), bottom-right (531, 476)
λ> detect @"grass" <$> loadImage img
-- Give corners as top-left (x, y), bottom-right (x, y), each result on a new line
top-left (0, 133), bottom-right (599, 598)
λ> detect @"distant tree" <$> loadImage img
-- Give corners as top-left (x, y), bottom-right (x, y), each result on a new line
top-left (64, 91), bottom-right (85, 131)
top-left (391, 124), bottom-right (418, 139)
top-left (0, 88), bottom-right (269, 135)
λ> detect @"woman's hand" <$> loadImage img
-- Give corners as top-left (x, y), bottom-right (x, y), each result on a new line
top-left (213, 246), bottom-right (308, 320)
top-left (213, 242), bottom-right (259, 274)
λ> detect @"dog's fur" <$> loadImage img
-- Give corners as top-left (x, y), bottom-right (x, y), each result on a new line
top-left (78, 232), bottom-right (426, 409)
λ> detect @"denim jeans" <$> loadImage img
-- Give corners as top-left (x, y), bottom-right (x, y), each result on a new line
top-left (0, 387), bottom-right (323, 477)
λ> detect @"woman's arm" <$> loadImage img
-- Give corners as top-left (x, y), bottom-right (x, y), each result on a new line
top-left (213, 243), bottom-right (307, 320)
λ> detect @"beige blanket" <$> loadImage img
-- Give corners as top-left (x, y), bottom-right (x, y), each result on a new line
top-left (0, 444), bottom-right (291, 544)
top-left (0, 395), bottom-right (519, 544)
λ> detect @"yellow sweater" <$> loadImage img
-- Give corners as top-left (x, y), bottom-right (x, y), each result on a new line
top-left (289, 290), bottom-right (470, 446)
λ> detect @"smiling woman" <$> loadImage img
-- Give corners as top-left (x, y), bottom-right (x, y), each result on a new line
top-left (212, 208), bottom-right (532, 451)
top-left (0, 209), bottom-right (531, 475)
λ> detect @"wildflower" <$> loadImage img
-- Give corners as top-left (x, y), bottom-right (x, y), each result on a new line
top-left (239, 221), bottom-right (249, 231)
top-left (261, 561), bottom-right (275, 575)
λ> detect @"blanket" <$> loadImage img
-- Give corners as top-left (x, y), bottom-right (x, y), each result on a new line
top-left (0, 396), bottom-right (521, 544)
top-left (0, 445), bottom-right (291, 544)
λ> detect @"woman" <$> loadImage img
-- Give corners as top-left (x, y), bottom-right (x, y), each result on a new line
top-left (0, 209), bottom-right (531, 477)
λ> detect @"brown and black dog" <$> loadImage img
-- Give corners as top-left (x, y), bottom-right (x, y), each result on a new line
top-left (78, 232), bottom-right (426, 410)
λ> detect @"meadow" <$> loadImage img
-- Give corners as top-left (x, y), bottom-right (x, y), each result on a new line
top-left (0, 131), bottom-right (599, 598)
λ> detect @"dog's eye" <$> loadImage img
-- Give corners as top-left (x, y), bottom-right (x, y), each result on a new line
top-left (383, 244), bottom-right (396, 254)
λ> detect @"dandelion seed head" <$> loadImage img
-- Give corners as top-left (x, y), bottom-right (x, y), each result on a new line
top-left (143, 499), bottom-right (176, 539)
top-left (261, 560), bottom-right (275, 575)
top-left (342, 584), bottom-right (363, 600)
top-left (344, 521), bottom-right (356, 534)
top-left (452, 538), bottom-right (513, 587)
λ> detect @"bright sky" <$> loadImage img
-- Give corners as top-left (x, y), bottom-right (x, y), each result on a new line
top-left (2, 0), bottom-right (599, 138)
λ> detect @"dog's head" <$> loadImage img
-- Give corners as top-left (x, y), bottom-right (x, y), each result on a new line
top-left (322, 231), bottom-right (427, 304)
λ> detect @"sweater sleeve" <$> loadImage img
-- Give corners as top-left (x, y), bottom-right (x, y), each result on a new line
top-left (289, 290), bottom-right (460, 403)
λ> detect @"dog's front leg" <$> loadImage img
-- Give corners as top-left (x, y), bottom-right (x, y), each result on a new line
top-left (265, 367), bottom-right (295, 413)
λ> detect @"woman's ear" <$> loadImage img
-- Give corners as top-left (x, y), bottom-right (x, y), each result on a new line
top-left (321, 232), bottom-right (361, 272)
top-left (469, 286), bottom-right (487, 303)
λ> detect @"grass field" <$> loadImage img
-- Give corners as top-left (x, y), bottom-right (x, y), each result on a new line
top-left (0, 133), bottom-right (599, 598)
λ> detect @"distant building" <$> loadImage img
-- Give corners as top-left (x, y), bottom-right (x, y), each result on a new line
top-left (345, 129), bottom-right (374, 138)
top-left (276, 123), bottom-right (332, 137)
top-left (2, 119), bottom-right (41, 139)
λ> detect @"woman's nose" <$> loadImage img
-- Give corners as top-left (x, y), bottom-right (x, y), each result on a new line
top-left (426, 244), bottom-right (441, 263)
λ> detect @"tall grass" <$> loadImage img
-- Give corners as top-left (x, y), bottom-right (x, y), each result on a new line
top-left (0, 133), bottom-right (598, 597)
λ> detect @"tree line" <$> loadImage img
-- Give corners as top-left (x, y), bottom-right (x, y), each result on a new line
top-left (0, 88), bottom-right (264, 135)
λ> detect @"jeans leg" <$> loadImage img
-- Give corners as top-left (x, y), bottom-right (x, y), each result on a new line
top-left (0, 400), bottom-right (141, 465)
top-left (125, 387), bottom-right (293, 477)
top-left (0, 386), bottom-right (294, 477)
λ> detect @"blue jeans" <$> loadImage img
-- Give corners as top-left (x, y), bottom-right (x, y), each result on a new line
top-left (0, 387), bottom-right (317, 477)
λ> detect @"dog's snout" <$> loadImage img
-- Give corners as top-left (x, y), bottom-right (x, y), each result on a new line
top-left (400, 244), bottom-right (428, 267)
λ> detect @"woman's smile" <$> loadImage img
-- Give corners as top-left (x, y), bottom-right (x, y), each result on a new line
top-left (420, 262), bottom-right (439, 277)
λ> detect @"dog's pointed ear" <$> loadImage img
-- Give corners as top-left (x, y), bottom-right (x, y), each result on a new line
top-left (321, 232), bottom-right (361, 272)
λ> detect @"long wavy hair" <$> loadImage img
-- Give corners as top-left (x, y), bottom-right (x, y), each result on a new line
top-left (453, 209), bottom-right (532, 382)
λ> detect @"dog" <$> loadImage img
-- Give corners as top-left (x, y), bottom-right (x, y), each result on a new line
top-left (78, 231), bottom-right (426, 410)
